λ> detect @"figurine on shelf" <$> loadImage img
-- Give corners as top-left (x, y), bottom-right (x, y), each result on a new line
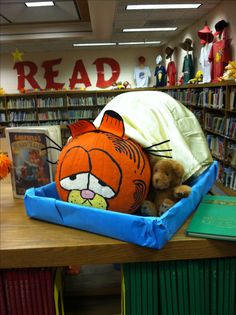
top-left (154, 55), bottom-right (167, 87)
top-left (123, 81), bottom-right (131, 89)
top-left (133, 56), bottom-right (151, 88)
top-left (0, 88), bottom-right (5, 95)
top-left (179, 38), bottom-right (194, 84)
top-left (208, 20), bottom-right (231, 82)
top-left (188, 70), bottom-right (203, 84)
top-left (165, 47), bottom-right (177, 86)
top-left (198, 22), bottom-right (214, 83)
top-left (218, 61), bottom-right (236, 81)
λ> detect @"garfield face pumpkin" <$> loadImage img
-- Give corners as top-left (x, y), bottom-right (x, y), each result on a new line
top-left (55, 110), bottom-right (151, 213)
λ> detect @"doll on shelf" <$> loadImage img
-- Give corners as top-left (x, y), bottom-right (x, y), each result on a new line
top-left (154, 55), bottom-right (167, 87)
top-left (198, 22), bottom-right (214, 83)
top-left (133, 56), bottom-right (151, 88)
top-left (179, 38), bottom-right (194, 85)
top-left (208, 20), bottom-right (231, 82)
top-left (165, 47), bottom-right (177, 86)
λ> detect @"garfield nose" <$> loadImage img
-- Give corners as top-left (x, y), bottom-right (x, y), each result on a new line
top-left (81, 189), bottom-right (95, 200)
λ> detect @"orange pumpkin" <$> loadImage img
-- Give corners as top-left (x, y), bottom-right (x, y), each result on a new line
top-left (55, 110), bottom-right (151, 213)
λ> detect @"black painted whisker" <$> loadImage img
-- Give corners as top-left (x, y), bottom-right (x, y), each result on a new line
top-left (44, 134), bottom-right (62, 150)
top-left (144, 139), bottom-right (170, 150)
top-left (148, 153), bottom-right (172, 158)
top-left (146, 149), bottom-right (172, 153)
top-left (46, 159), bottom-right (58, 165)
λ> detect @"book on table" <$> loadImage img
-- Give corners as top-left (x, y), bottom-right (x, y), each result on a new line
top-left (5, 126), bottom-right (61, 198)
top-left (186, 195), bottom-right (236, 241)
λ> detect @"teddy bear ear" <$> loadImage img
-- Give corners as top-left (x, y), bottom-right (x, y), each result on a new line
top-left (172, 160), bottom-right (184, 179)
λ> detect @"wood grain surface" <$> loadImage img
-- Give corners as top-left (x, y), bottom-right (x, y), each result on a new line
top-left (1, 182), bottom-right (235, 269)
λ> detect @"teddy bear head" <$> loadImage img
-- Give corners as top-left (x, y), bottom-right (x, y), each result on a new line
top-left (152, 159), bottom-right (184, 190)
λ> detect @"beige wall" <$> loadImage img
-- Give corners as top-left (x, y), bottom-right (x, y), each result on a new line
top-left (164, 0), bottom-right (236, 79)
top-left (1, 0), bottom-right (235, 93)
top-left (0, 47), bottom-right (160, 94)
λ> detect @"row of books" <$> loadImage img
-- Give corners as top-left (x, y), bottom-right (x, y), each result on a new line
top-left (38, 111), bottom-right (68, 121)
top-left (123, 257), bottom-right (236, 315)
top-left (2, 105), bottom-right (102, 125)
top-left (68, 96), bottom-right (95, 106)
top-left (204, 113), bottom-right (225, 135)
top-left (7, 98), bottom-right (37, 109)
top-left (227, 142), bottom-right (236, 167)
top-left (190, 109), bottom-right (203, 124)
top-left (200, 87), bottom-right (225, 109)
top-left (166, 87), bottom-right (226, 109)
top-left (0, 268), bottom-right (64, 315)
top-left (68, 109), bottom-right (96, 119)
top-left (37, 97), bottom-right (64, 108)
top-left (3, 94), bottom-right (117, 110)
top-left (0, 113), bottom-right (6, 122)
top-left (9, 112), bottom-right (37, 122)
top-left (166, 89), bottom-right (199, 106)
top-left (97, 95), bottom-right (115, 105)
top-left (225, 117), bottom-right (236, 140)
top-left (217, 163), bottom-right (236, 191)
top-left (207, 135), bottom-right (225, 160)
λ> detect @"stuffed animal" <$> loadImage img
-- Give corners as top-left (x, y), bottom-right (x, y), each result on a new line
top-left (218, 61), bottom-right (236, 81)
top-left (123, 81), bottom-right (131, 89)
top-left (188, 70), bottom-right (203, 84)
top-left (140, 159), bottom-right (192, 216)
top-left (55, 110), bottom-right (151, 214)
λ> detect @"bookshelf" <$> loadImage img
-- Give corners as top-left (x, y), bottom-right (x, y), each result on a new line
top-left (1, 82), bottom-right (235, 194)
top-left (162, 81), bottom-right (236, 195)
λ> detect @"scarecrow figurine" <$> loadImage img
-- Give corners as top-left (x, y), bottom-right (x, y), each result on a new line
top-left (208, 20), bottom-right (231, 82)
top-left (179, 38), bottom-right (194, 84)
top-left (165, 47), bottom-right (177, 86)
top-left (198, 22), bottom-right (214, 83)
top-left (154, 55), bottom-right (167, 87)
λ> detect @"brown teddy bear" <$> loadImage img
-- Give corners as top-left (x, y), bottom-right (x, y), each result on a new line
top-left (140, 159), bottom-right (192, 216)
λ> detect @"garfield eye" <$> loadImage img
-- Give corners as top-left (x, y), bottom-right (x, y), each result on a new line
top-left (60, 173), bottom-right (88, 190)
top-left (89, 175), bottom-right (115, 198)
top-left (69, 174), bottom-right (77, 180)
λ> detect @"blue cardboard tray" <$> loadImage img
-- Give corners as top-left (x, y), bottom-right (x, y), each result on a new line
top-left (24, 161), bottom-right (218, 249)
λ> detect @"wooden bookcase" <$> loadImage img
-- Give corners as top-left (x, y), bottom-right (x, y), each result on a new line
top-left (1, 82), bottom-right (235, 194)
top-left (158, 81), bottom-right (236, 195)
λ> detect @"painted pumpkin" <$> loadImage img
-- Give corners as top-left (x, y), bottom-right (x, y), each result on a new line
top-left (55, 110), bottom-right (151, 213)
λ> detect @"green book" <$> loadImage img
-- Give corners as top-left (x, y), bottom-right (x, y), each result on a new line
top-left (186, 195), bottom-right (236, 241)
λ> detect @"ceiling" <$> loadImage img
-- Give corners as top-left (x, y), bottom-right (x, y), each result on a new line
top-left (0, 0), bottom-right (223, 53)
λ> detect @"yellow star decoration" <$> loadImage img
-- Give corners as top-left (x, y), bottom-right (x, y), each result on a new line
top-left (12, 49), bottom-right (24, 62)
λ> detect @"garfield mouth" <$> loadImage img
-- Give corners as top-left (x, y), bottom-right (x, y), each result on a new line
top-left (68, 189), bottom-right (108, 209)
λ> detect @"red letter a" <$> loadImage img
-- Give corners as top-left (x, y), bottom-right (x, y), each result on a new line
top-left (14, 61), bottom-right (40, 91)
top-left (69, 60), bottom-right (91, 89)
top-left (93, 58), bottom-right (120, 88)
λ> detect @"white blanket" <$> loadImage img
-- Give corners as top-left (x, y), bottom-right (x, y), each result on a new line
top-left (94, 91), bottom-right (213, 181)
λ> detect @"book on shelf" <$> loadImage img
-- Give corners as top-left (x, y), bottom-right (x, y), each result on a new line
top-left (186, 195), bottom-right (236, 241)
top-left (229, 87), bottom-right (236, 111)
top-left (5, 125), bottom-right (61, 198)
top-left (0, 268), bottom-right (64, 315)
top-left (0, 272), bottom-right (7, 315)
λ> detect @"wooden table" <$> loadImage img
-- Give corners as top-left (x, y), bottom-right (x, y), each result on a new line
top-left (1, 182), bottom-right (235, 269)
